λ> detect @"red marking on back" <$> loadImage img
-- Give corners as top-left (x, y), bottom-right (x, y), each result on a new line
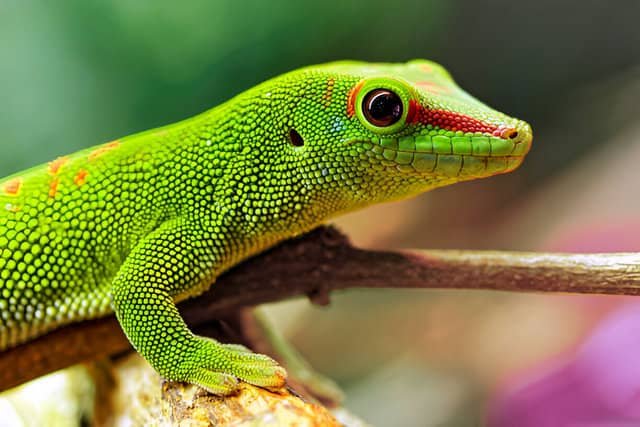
top-left (323, 78), bottom-right (335, 107)
top-left (346, 80), bottom-right (365, 117)
top-left (408, 104), bottom-right (500, 135)
top-left (48, 156), bottom-right (69, 175)
top-left (49, 177), bottom-right (60, 198)
top-left (74, 169), bottom-right (89, 186)
top-left (88, 140), bottom-right (121, 161)
top-left (3, 178), bottom-right (22, 196)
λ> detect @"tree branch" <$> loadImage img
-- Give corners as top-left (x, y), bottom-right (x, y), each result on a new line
top-left (1, 226), bottom-right (639, 391)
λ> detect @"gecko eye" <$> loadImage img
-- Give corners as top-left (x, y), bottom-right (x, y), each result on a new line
top-left (362, 89), bottom-right (403, 127)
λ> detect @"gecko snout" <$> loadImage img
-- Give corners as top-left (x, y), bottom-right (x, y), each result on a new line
top-left (510, 122), bottom-right (533, 154)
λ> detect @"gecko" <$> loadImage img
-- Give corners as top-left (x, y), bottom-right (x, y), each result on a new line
top-left (0, 60), bottom-right (532, 394)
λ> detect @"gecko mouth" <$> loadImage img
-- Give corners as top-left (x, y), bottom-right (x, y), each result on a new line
top-left (351, 131), bottom-right (532, 177)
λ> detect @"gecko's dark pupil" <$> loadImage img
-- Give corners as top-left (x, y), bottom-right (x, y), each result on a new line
top-left (362, 89), bottom-right (403, 127)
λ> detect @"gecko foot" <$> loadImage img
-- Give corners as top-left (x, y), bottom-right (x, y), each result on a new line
top-left (185, 336), bottom-right (288, 395)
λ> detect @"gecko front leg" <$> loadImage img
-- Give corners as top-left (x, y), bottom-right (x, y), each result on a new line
top-left (110, 217), bottom-right (286, 395)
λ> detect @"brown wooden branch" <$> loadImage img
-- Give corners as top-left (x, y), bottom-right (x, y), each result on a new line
top-left (1, 225), bottom-right (639, 391)
top-left (95, 352), bottom-right (343, 426)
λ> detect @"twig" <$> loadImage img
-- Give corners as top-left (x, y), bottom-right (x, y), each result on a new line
top-left (1, 226), bottom-right (638, 391)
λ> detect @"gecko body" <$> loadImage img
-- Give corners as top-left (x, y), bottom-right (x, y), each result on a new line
top-left (0, 61), bottom-right (532, 393)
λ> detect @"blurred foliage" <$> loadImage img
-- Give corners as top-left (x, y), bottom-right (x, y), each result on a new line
top-left (1, 1), bottom-right (639, 426)
top-left (0, 0), bottom-right (451, 173)
top-left (2, 0), bottom-right (638, 179)
top-left (0, 367), bottom-right (94, 427)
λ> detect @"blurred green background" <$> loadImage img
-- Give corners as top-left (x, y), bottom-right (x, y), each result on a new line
top-left (1, 1), bottom-right (639, 426)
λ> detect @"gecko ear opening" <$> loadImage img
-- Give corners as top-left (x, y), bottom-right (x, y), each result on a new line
top-left (288, 128), bottom-right (304, 147)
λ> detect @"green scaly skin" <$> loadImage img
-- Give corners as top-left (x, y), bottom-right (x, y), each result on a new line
top-left (0, 60), bottom-right (532, 394)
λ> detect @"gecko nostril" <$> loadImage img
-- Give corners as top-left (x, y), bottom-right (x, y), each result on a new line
top-left (502, 128), bottom-right (519, 140)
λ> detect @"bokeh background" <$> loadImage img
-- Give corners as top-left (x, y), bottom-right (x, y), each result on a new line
top-left (1, 1), bottom-right (639, 426)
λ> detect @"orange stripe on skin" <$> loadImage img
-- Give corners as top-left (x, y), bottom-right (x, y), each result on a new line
top-left (48, 177), bottom-right (60, 198)
top-left (88, 140), bottom-right (120, 161)
top-left (346, 80), bottom-right (365, 117)
top-left (323, 78), bottom-right (335, 107)
top-left (74, 169), bottom-right (89, 186)
top-left (48, 156), bottom-right (69, 175)
top-left (415, 81), bottom-right (450, 94)
top-left (3, 178), bottom-right (22, 196)
top-left (418, 63), bottom-right (434, 73)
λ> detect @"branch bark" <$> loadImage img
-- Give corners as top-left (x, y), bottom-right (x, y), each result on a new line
top-left (1, 225), bottom-right (639, 391)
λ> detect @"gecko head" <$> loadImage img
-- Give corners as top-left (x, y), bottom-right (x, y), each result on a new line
top-left (233, 59), bottom-right (532, 222)
top-left (285, 60), bottom-right (531, 207)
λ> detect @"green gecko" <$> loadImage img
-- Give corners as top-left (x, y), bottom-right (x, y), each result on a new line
top-left (0, 60), bottom-right (532, 394)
